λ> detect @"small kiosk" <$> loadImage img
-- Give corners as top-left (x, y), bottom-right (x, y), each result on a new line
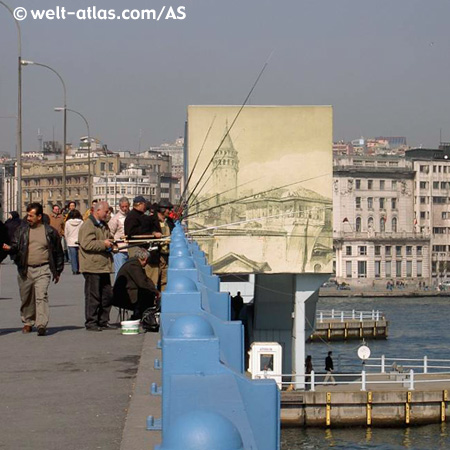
top-left (248, 342), bottom-right (283, 389)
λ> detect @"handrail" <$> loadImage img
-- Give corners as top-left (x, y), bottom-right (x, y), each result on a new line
top-left (260, 369), bottom-right (450, 392)
top-left (316, 309), bottom-right (385, 323)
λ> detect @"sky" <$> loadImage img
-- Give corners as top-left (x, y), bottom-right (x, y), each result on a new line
top-left (1, 0), bottom-right (450, 155)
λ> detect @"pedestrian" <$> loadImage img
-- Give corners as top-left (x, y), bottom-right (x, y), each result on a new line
top-left (231, 291), bottom-right (244, 320)
top-left (5, 211), bottom-right (22, 242)
top-left (78, 201), bottom-right (116, 331)
top-left (64, 209), bottom-right (83, 274)
top-left (83, 199), bottom-right (98, 222)
top-left (124, 196), bottom-right (147, 254)
top-left (0, 210), bottom-right (8, 264)
top-left (324, 351), bottom-right (336, 385)
top-left (108, 197), bottom-right (130, 275)
top-left (49, 204), bottom-right (65, 237)
top-left (2, 202), bottom-right (64, 336)
top-left (112, 247), bottom-right (160, 319)
top-left (64, 201), bottom-right (77, 223)
top-left (305, 355), bottom-right (313, 389)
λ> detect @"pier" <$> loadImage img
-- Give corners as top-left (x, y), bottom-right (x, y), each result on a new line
top-left (310, 310), bottom-right (388, 341)
top-left (276, 356), bottom-right (450, 427)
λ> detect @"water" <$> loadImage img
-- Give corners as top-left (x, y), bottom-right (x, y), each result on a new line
top-left (282, 296), bottom-right (450, 449)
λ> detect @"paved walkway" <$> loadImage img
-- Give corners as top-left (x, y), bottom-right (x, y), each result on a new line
top-left (0, 262), bottom-right (161, 450)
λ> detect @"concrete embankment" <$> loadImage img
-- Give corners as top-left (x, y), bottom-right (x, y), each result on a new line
top-left (281, 376), bottom-right (450, 427)
top-left (319, 288), bottom-right (448, 298)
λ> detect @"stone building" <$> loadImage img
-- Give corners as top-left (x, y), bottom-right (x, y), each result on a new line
top-left (333, 155), bottom-right (431, 283)
top-left (406, 147), bottom-right (450, 281)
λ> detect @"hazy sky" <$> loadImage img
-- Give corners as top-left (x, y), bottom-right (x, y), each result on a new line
top-left (1, 0), bottom-right (450, 154)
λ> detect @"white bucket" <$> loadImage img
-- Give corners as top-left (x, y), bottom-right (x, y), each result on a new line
top-left (121, 320), bottom-right (140, 335)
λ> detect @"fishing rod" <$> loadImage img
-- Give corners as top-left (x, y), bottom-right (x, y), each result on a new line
top-left (183, 172), bottom-right (331, 220)
top-left (178, 115), bottom-right (217, 213)
top-left (189, 175), bottom-right (264, 210)
top-left (184, 51), bottom-right (274, 208)
top-left (188, 205), bottom-right (333, 235)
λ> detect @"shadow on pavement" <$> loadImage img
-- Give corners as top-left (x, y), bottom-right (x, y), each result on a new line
top-left (0, 325), bottom-right (84, 336)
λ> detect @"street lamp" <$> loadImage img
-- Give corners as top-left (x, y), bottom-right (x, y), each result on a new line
top-left (22, 60), bottom-right (67, 207)
top-left (0, 0), bottom-right (23, 214)
top-left (55, 107), bottom-right (92, 206)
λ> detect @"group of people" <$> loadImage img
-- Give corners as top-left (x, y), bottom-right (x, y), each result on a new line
top-left (304, 351), bottom-right (336, 388)
top-left (0, 196), bottom-right (176, 335)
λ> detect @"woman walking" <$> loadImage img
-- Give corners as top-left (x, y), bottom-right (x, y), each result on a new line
top-left (64, 209), bottom-right (83, 274)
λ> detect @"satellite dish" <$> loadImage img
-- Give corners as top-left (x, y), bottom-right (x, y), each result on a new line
top-left (358, 345), bottom-right (371, 361)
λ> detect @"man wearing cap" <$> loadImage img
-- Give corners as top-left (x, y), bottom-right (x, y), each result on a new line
top-left (124, 196), bottom-right (148, 259)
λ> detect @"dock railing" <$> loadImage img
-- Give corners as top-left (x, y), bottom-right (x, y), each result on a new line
top-left (365, 355), bottom-right (450, 374)
top-left (258, 368), bottom-right (450, 392)
top-left (316, 309), bottom-right (384, 323)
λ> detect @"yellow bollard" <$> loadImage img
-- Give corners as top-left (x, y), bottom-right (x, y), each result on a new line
top-left (367, 391), bottom-right (373, 426)
top-left (326, 392), bottom-right (331, 426)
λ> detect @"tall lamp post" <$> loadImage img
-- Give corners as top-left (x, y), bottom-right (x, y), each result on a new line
top-left (55, 107), bottom-right (91, 206)
top-left (22, 60), bottom-right (67, 207)
top-left (0, 1), bottom-right (22, 214)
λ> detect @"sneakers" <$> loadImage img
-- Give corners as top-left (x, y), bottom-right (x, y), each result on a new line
top-left (86, 326), bottom-right (102, 332)
top-left (99, 324), bottom-right (117, 331)
top-left (37, 327), bottom-right (47, 336)
top-left (22, 325), bottom-right (32, 334)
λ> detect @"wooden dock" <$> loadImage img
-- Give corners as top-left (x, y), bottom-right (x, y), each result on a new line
top-left (310, 310), bottom-right (388, 341)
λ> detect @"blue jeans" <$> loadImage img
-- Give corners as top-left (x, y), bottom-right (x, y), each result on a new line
top-left (114, 252), bottom-right (128, 278)
top-left (68, 247), bottom-right (79, 274)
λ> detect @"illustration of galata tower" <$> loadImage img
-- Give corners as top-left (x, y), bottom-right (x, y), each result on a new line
top-left (212, 121), bottom-right (239, 201)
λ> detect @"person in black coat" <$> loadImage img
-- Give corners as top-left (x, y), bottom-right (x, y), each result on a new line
top-left (112, 248), bottom-right (160, 319)
top-left (0, 218), bottom-right (8, 263)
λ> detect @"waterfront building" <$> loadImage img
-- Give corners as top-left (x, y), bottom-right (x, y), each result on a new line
top-left (333, 155), bottom-right (431, 283)
top-left (149, 137), bottom-right (184, 181)
top-left (406, 146), bottom-right (450, 282)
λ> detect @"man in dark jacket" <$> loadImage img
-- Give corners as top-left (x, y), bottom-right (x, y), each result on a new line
top-left (2, 202), bottom-right (64, 335)
top-left (124, 196), bottom-right (147, 243)
top-left (324, 351), bottom-right (336, 385)
top-left (112, 248), bottom-right (160, 319)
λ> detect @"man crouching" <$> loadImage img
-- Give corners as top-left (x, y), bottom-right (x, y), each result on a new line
top-left (113, 247), bottom-right (160, 320)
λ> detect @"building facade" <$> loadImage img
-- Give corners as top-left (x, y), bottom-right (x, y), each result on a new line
top-left (333, 155), bottom-right (431, 283)
top-left (406, 147), bottom-right (450, 281)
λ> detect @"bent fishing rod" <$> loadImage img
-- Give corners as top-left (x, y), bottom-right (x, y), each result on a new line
top-left (184, 51), bottom-right (274, 209)
top-left (183, 172), bottom-right (331, 220)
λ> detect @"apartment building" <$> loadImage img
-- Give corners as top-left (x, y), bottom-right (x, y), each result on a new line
top-left (333, 155), bottom-right (431, 283)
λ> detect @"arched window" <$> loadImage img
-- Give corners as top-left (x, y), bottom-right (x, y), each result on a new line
top-left (355, 217), bottom-right (361, 232)
top-left (368, 217), bottom-right (374, 229)
top-left (392, 217), bottom-right (398, 232)
top-left (380, 217), bottom-right (386, 232)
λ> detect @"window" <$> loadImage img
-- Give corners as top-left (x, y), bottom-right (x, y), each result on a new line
top-left (379, 180), bottom-right (385, 190)
top-left (375, 261), bottom-right (381, 278)
top-left (358, 246), bottom-right (367, 256)
top-left (380, 217), bottom-right (386, 232)
top-left (420, 197), bottom-right (427, 204)
top-left (355, 179), bottom-right (361, 190)
top-left (356, 217), bottom-right (361, 231)
top-left (385, 261), bottom-right (392, 277)
top-left (100, 162), bottom-right (105, 171)
top-left (417, 246), bottom-right (423, 256)
top-left (379, 198), bottom-right (385, 209)
top-left (406, 261), bottom-right (412, 277)
top-left (391, 198), bottom-right (397, 210)
top-left (368, 216), bottom-right (374, 229)
top-left (442, 182), bottom-right (447, 190)
top-left (368, 197), bottom-right (373, 209)
top-left (433, 181), bottom-right (439, 189)
top-left (396, 261), bottom-right (402, 278)
top-left (396, 246), bottom-right (402, 257)
top-left (433, 227), bottom-right (446, 234)
top-left (433, 197), bottom-right (447, 204)
top-left (385, 246), bottom-right (391, 256)
top-left (392, 180), bottom-right (397, 190)
top-left (420, 212), bottom-right (426, 219)
top-left (346, 246), bottom-right (352, 256)
top-left (443, 212), bottom-right (448, 220)
top-left (419, 165), bottom-right (428, 173)
top-left (417, 261), bottom-right (422, 277)
top-left (346, 261), bottom-right (352, 278)
top-left (358, 261), bottom-right (367, 278)
top-left (375, 246), bottom-right (381, 256)
top-left (368, 180), bottom-right (373, 190)
top-left (406, 246), bottom-right (412, 256)
top-left (356, 197), bottom-right (361, 209)
top-left (421, 181), bottom-right (429, 189)
top-left (392, 217), bottom-right (398, 232)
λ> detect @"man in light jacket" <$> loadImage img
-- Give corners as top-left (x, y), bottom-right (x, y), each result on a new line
top-left (108, 197), bottom-right (130, 275)
top-left (78, 201), bottom-right (115, 331)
